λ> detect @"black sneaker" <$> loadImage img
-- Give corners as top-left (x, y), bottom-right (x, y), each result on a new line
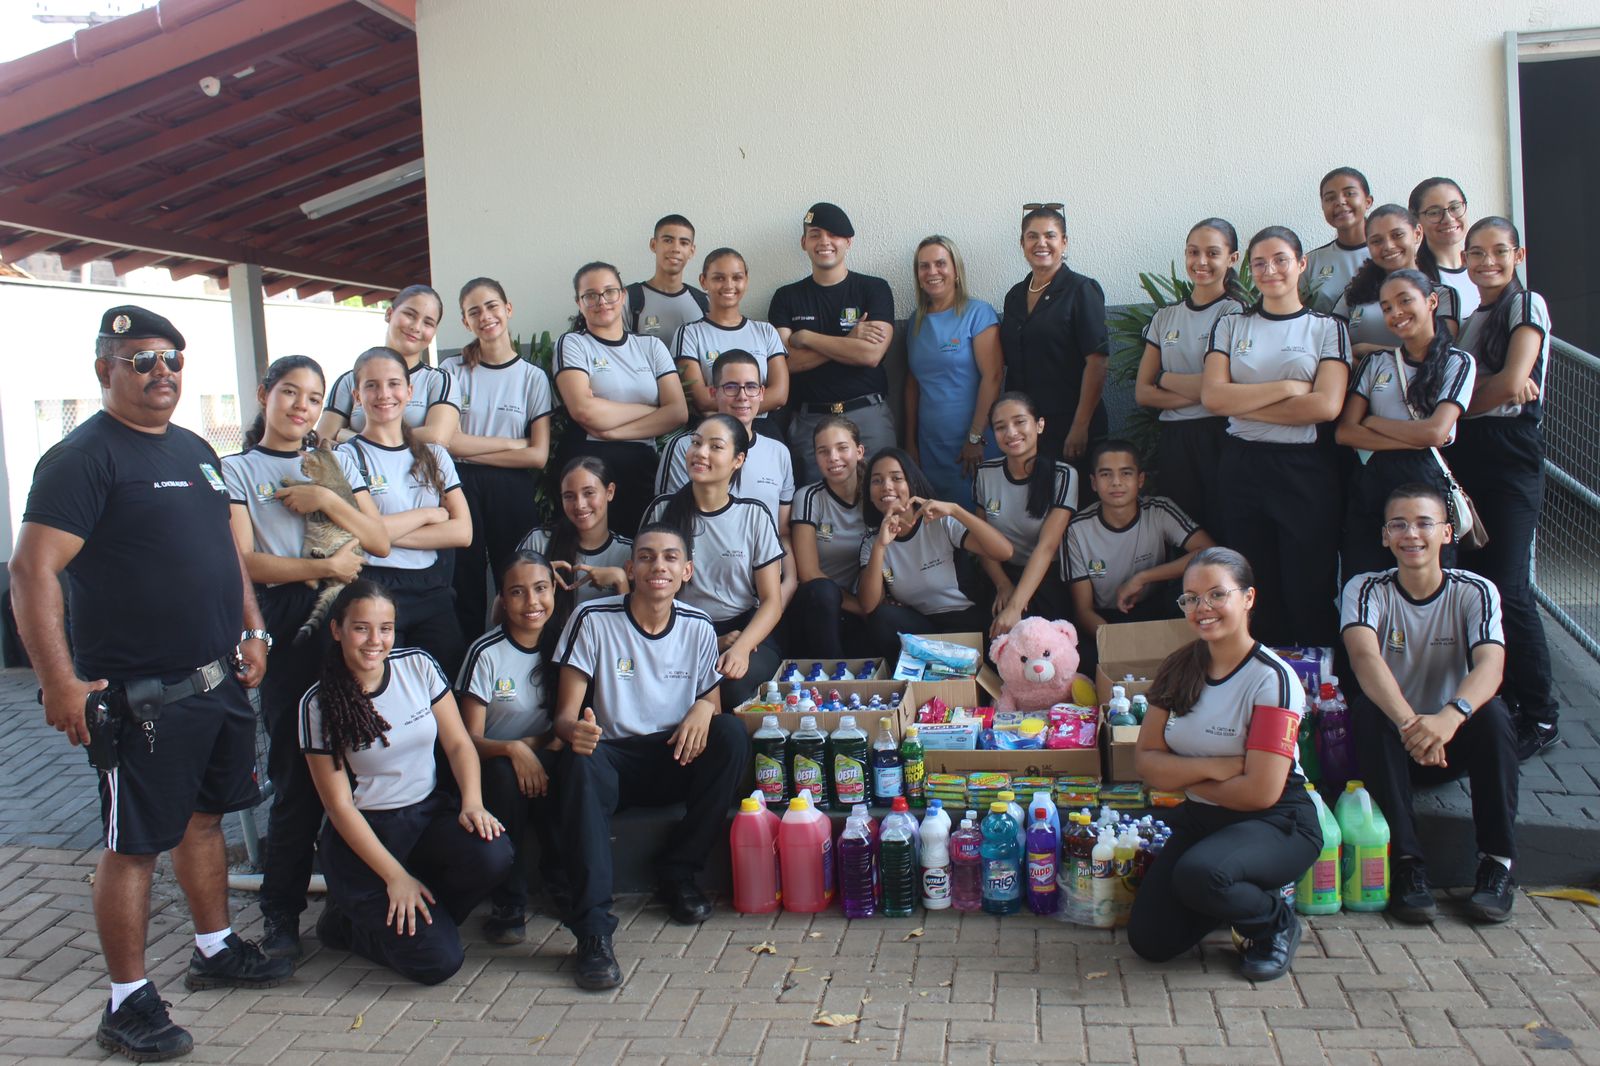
top-left (483, 904), bottom-right (527, 945)
top-left (573, 934), bottom-right (622, 990)
top-left (1516, 719), bottom-right (1559, 761)
top-left (96, 982), bottom-right (193, 1062)
top-left (1466, 857), bottom-right (1516, 922)
top-left (1389, 858), bottom-right (1439, 924)
top-left (315, 902), bottom-right (353, 952)
top-left (1238, 917), bottom-right (1303, 982)
top-left (656, 878), bottom-right (713, 924)
top-left (183, 933), bottom-right (294, 991)
top-left (259, 913), bottom-right (302, 961)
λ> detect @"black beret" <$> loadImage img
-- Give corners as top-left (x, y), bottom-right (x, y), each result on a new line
top-left (97, 305), bottom-right (186, 350)
top-left (802, 202), bottom-right (854, 239)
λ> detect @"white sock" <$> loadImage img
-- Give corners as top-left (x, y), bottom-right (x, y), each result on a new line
top-left (1487, 854), bottom-right (1513, 871)
top-left (110, 978), bottom-right (149, 1012)
top-left (195, 927), bottom-right (233, 957)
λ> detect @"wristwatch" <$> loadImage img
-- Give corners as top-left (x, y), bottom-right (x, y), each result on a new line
top-left (240, 629), bottom-right (274, 652)
top-left (1446, 697), bottom-right (1473, 720)
top-left (966, 432), bottom-right (984, 445)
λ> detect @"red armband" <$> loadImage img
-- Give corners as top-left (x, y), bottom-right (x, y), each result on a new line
top-left (1246, 705), bottom-right (1299, 759)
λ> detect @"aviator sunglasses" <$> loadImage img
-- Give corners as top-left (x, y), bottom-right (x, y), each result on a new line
top-left (110, 349), bottom-right (184, 374)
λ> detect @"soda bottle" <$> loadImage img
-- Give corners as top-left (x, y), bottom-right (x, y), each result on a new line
top-left (1296, 782), bottom-right (1342, 915)
top-left (1090, 826), bottom-right (1117, 928)
top-left (1025, 807), bottom-right (1059, 915)
top-left (752, 715), bottom-right (790, 809)
top-left (838, 806), bottom-right (878, 919)
top-left (1335, 780), bottom-right (1390, 911)
top-left (980, 802), bottom-right (1021, 915)
top-left (777, 793), bottom-right (834, 912)
top-left (830, 715), bottom-right (870, 808)
top-left (900, 726), bottom-right (926, 809)
top-left (788, 715), bottom-right (829, 809)
top-left (919, 800), bottom-right (952, 910)
top-left (731, 794), bottom-right (782, 914)
top-left (870, 717), bottom-right (903, 805)
top-left (880, 798), bottom-right (918, 917)
top-left (949, 813), bottom-right (983, 912)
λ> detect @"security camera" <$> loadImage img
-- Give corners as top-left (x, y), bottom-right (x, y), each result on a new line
top-left (199, 76), bottom-right (221, 97)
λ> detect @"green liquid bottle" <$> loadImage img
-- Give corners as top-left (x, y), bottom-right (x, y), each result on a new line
top-left (1295, 782), bottom-right (1341, 915)
top-left (752, 715), bottom-right (790, 810)
top-left (900, 725), bottom-right (926, 809)
top-left (1335, 780), bottom-right (1389, 912)
top-left (788, 715), bottom-right (829, 810)
top-left (829, 715), bottom-right (870, 809)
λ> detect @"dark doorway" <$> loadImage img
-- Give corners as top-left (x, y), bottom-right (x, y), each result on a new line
top-left (1519, 53), bottom-right (1600, 355)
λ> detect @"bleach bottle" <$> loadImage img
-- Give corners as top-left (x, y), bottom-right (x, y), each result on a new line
top-left (919, 800), bottom-right (953, 910)
top-left (730, 793), bottom-right (782, 914)
top-left (1295, 782), bottom-right (1342, 915)
top-left (1335, 780), bottom-right (1389, 912)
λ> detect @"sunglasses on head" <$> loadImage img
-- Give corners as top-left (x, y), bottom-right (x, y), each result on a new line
top-left (111, 349), bottom-right (184, 374)
top-left (1023, 202), bottom-right (1064, 212)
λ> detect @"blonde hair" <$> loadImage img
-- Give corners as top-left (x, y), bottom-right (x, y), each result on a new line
top-left (910, 234), bottom-right (972, 336)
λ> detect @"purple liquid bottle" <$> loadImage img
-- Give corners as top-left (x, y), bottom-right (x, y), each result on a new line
top-left (838, 806), bottom-right (878, 918)
top-left (949, 811), bottom-right (984, 912)
top-left (1026, 806), bottom-right (1060, 915)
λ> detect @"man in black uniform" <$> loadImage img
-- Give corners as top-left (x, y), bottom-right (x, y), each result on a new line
top-left (768, 202), bottom-right (896, 483)
top-left (10, 306), bottom-right (293, 1063)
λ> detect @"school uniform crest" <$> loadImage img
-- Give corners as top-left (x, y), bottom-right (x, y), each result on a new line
top-left (1088, 559), bottom-right (1107, 578)
top-left (616, 657), bottom-right (635, 680)
top-left (818, 522), bottom-right (833, 541)
top-left (254, 481), bottom-right (277, 503)
top-left (643, 315), bottom-right (661, 334)
top-left (882, 566), bottom-right (895, 586)
top-left (367, 472), bottom-right (390, 495)
top-left (1318, 265), bottom-right (1335, 278)
top-left (592, 354), bottom-right (611, 372)
top-left (838, 307), bottom-right (861, 330)
top-left (1373, 369), bottom-right (1394, 391)
top-left (198, 463), bottom-right (226, 494)
top-left (1386, 627), bottom-right (1407, 652)
top-left (1233, 339), bottom-right (1252, 356)
top-left (1163, 329), bottom-right (1180, 343)
top-left (492, 677), bottom-right (516, 701)
top-left (984, 497), bottom-right (1002, 519)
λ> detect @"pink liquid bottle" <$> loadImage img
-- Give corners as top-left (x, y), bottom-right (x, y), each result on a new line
top-left (730, 794), bottom-right (781, 914)
top-left (949, 811), bottom-right (984, 912)
top-left (778, 793), bottom-right (835, 913)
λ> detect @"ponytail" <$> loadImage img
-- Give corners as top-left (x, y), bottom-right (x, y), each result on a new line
top-left (1381, 269), bottom-right (1452, 415)
top-left (457, 277), bottom-right (508, 369)
top-left (1465, 217), bottom-right (1524, 374)
top-left (657, 414), bottom-right (750, 545)
top-left (317, 580), bottom-right (398, 770)
top-left (246, 354), bottom-right (325, 451)
top-left (989, 391), bottom-right (1056, 519)
top-left (352, 346), bottom-right (444, 494)
top-left (1407, 178), bottom-right (1465, 285)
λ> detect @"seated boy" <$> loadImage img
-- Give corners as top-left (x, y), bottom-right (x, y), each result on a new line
top-left (552, 524), bottom-right (751, 990)
top-left (1066, 440), bottom-right (1213, 674)
top-left (1340, 483), bottom-right (1518, 924)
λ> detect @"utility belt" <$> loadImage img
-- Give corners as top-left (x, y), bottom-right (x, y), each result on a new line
top-left (45, 657), bottom-right (234, 772)
top-left (795, 392), bottom-right (885, 416)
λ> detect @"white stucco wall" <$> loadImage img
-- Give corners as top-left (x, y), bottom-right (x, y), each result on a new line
top-left (416, 0), bottom-right (1596, 347)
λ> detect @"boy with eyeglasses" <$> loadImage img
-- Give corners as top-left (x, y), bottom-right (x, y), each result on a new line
top-left (1340, 483), bottom-right (1518, 924)
top-left (624, 214), bottom-right (708, 343)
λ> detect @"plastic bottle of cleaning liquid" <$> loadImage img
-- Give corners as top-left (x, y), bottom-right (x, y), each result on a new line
top-left (870, 717), bottom-right (903, 805)
top-left (1107, 684), bottom-right (1136, 726)
top-left (1111, 826), bottom-right (1139, 925)
top-left (752, 715), bottom-right (790, 809)
top-left (1090, 826), bottom-right (1118, 928)
top-left (919, 800), bottom-right (952, 910)
top-left (1335, 780), bottom-right (1390, 912)
top-left (980, 802), bottom-right (1021, 915)
top-left (1317, 679), bottom-right (1356, 790)
top-left (829, 715), bottom-right (870, 809)
top-left (1029, 789), bottom-right (1061, 863)
top-left (838, 805), bottom-right (878, 919)
top-left (998, 790), bottom-right (1026, 856)
top-left (880, 798), bottom-right (919, 917)
top-left (730, 794), bottom-right (782, 914)
top-left (778, 793), bottom-right (834, 912)
top-left (950, 814), bottom-right (983, 912)
top-left (1025, 807), bottom-right (1060, 915)
top-left (1062, 812), bottom-right (1097, 925)
top-left (900, 726), bottom-right (926, 809)
top-left (1295, 782), bottom-right (1342, 915)
top-left (788, 715), bottom-right (829, 809)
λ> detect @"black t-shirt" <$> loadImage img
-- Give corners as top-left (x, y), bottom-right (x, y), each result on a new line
top-left (999, 267), bottom-right (1110, 418)
top-left (767, 271), bottom-right (895, 404)
top-left (22, 412), bottom-right (242, 680)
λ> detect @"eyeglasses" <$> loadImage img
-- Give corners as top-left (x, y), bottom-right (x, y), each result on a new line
top-left (1249, 255), bottom-right (1296, 275)
top-left (1023, 202), bottom-right (1064, 212)
top-left (1418, 200), bottom-right (1467, 224)
top-left (1176, 587), bottom-right (1246, 613)
top-left (717, 381), bottom-right (763, 397)
top-left (578, 287), bottom-right (624, 308)
top-left (110, 349), bottom-right (184, 374)
top-left (1384, 518), bottom-right (1442, 536)
top-left (1464, 246), bottom-right (1517, 263)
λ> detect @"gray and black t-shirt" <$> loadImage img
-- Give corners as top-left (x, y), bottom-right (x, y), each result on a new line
top-left (1340, 568), bottom-right (1504, 718)
top-left (625, 282), bottom-right (709, 344)
top-left (554, 330), bottom-right (678, 446)
top-left (299, 648), bottom-right (449, 811)
top-left (1458, 290), bottom-right (1551, 421)
top-left (859, 514), bottom-right (973, 616)
top-left (516, 526), bottom-right (633, 606)
top-left (1332, 284), bottom-right (1460, 352)
top-left (1142, 295), bottom-right (1243, 421)
top-left (674, 316), bottom-right (787, 422)
top-left (327, 363), bottom-right (454, 434)
top-left (1066, 497), bottom-right (1199, 612)
top-left (642, 495), bottom-right (784, 622)
top-left (656, 430), bottom-right (794, 529)
top-left (1352, 346), bottom-right (1476, 446)
top-left (1207, 309), bottom-right (1351, 444)
top-left (1302, 239), bottom-right (1369, 312)
top-left (971, 457), bottom-right (1077, 561)
top-left (1161, 643), bottom-right (1306, 804)
top-left (222, 445), bottom-right (367, 574)
top-left (555, 594), bottom-right (722, 738)
top-left (457, 625), bottom-right (550, 741)
top-left (792, 481), bottom-right (866, 588)
top-left (338, 437), bottom-right (460, 571)
top-left (438, 355), bottom-right (554, 457)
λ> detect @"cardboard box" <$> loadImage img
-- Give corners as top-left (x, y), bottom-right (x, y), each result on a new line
top-left (897, 679), bottom-right (1102, 778)
top-left (1094, 618), bottom-right (1193, 703)
top-left (772, 657), bottom-right (885, 683)
top-left (734, 680), bottom-right (906, 736)
top-left (1104, 719), bottom-right (1142, 782)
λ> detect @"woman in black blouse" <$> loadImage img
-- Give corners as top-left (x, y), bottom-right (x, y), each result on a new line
top-left (999, 204), bottom-right (1111, 479)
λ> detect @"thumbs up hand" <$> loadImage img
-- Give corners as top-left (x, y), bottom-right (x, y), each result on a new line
top-left (573, 706), bottom-right (603, 756)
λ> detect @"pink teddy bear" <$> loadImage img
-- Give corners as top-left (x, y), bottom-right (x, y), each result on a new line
top-left (989, 617), bottom-right (1085, 715)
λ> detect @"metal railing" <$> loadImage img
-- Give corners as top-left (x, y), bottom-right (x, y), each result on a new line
top-left (1532, 336), bottom-right (1600, 662)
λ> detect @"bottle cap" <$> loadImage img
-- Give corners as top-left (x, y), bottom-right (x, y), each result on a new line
top-left (929, 798), bottom-right (942, 810)
top-left (892, 796), bottom-right (910, 812)
top-left (799, 715), bottom-right (816, 729)
top-left (1345, 779), bottom-right (1362, 791)
top-left (990, 801), bottom-right (1008, 813)
top-left (788, 795), bottom-right (809, 811)
top-left (762, 715), bottom-right (779, 729)
top-left (879, 716), bottom-right (892, 729)
top-left (740, 797), bottom-right (762, 812)
top-left (839, 715), bottom-right (856, 729)
top-left (998, 790), bottom-right (1015, 802)
top-left (1034, 807), bottom-right (1049, 818)
top-left (906, 725), bottom-right (919, 738)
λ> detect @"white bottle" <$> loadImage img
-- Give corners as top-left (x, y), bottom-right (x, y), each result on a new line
top-left (1108, 683), bottom-right (1131, 720)
top-left (1091, 827), bottom-right (1118, 928)
top-left (999, 790), bottom-right (1027, 857)
top-left (1029, 790), bottom-right (1061, 863)
top-left (919, 800), bottom-right (953, 909)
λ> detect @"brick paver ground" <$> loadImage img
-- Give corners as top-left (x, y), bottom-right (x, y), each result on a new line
top-left (0, 621), bottom-right (1596, 1064)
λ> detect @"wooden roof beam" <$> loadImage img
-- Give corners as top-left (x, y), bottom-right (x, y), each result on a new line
top-left (111, 251), bottom-right (173, 274)
top-left (56, 243), bottom-right (122, 269)
top-left (0, 231), bottom-right (65, 261)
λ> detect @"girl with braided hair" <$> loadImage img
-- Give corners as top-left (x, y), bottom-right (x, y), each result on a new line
top-left (298, 581), bottom-right (512, 985)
